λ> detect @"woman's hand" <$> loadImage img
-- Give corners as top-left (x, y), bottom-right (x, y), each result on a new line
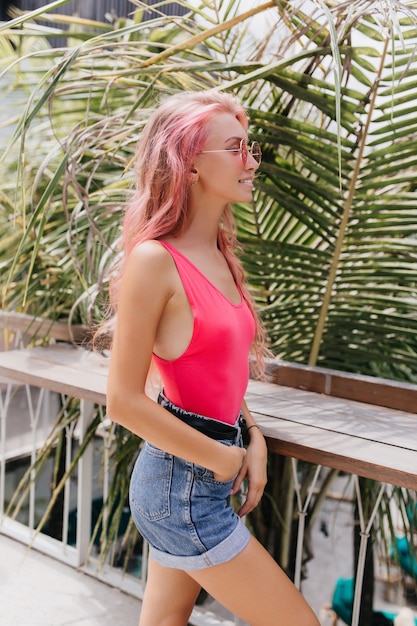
top-left (231, 427), bottom-right (268, 517)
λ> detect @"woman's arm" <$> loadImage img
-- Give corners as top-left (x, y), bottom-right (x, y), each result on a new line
top-left (232, 398), bottom-right (268, 517)
top-left (106, 241), bottom-right (245, 481)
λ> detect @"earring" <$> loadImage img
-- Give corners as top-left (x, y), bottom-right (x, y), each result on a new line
top-left (191, 180), bottom-right (197, 187)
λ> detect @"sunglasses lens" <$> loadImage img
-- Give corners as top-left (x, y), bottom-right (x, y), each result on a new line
top-left (251, 141), bottom-right (262, 164)
top-left (240, 140), bottom-right (248, 165)
top-left (239, 140), bottom-right (262, 165)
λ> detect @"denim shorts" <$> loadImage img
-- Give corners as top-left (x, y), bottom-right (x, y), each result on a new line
top-left (129, 396), bottom-right (250, 571)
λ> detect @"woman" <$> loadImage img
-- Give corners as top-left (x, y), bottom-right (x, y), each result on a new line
top-left (106, 90), bottom-right (319, 626)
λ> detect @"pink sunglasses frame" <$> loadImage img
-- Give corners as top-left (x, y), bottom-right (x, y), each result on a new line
top-left (200, 138), bottom-right (262, 166)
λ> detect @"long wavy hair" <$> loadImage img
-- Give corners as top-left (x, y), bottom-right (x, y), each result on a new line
top-left (110, 90), bottom-right (267, 378)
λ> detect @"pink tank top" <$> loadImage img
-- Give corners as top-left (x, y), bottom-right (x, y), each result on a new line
top-left (152, 241), bottom-right (255, 424)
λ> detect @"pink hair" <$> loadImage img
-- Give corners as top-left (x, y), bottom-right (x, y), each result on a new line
top-left (110, 90), bottom-right (267, 378)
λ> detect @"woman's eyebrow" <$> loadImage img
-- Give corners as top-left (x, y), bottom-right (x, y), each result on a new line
top-left (225, 135), bottom-right (245, 145)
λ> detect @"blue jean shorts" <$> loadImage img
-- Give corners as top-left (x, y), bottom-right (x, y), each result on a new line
top-left (129, 396), bottom-right (250, 571)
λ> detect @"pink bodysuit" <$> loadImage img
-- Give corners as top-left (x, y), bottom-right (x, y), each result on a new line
top-left (152, 241), bottom-right (255, 425)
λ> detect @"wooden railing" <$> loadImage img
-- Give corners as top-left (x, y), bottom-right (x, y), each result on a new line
top-left (0, 312), bottom-right (416, 626)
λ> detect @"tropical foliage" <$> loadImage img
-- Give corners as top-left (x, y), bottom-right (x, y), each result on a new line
top-left (1, 1), bottom-right (417, 622)
top-left (1, 0), bottom-right (416, 380)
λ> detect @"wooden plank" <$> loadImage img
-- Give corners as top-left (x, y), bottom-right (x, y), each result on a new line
top-left (245, 380), bottom-right (417, 489)
top-left (261, 425), bottom-right (417, 490)
top-left (329, 373), bottom-right (417, 413)
top-left (0, 345), bottom-right (107, 404)
top-left (269, 360), bottom-right (417, 413)
top-left (270, 362), bottom-right (328, 394)
top-left (246, 382), bottom-right (417, 450)
top-left (0, 312), bottom-right (89, 344)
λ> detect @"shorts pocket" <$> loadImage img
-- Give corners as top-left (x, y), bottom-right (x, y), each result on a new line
top-left (130, 442), bottom-right (173, 521)
top-left (193, 439), bottom-right (237, 487)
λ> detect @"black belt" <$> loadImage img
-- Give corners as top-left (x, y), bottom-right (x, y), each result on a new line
top-left (158, 391), bottom-right (245, 442)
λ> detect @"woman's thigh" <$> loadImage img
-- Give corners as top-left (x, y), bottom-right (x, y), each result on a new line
top-left (139, 558), bottom-right (201, 626)
top-left (186, 535), bottom-right (320, 626)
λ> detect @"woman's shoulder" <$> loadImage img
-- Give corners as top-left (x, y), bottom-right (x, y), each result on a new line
top-left (129, 239), bottom-right (173, 268)
top-left (122, 240), bottom-right (178, 301)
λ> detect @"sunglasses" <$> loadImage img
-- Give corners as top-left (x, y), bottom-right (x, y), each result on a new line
top-left (200, 139), bottom-right (262, 166)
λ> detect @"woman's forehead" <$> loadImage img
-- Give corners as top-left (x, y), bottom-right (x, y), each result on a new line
top-left (206, 112), bottom-right (247, 143)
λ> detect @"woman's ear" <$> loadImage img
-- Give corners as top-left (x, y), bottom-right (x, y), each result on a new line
top-left (190, 167), bottom-right (199, 187)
